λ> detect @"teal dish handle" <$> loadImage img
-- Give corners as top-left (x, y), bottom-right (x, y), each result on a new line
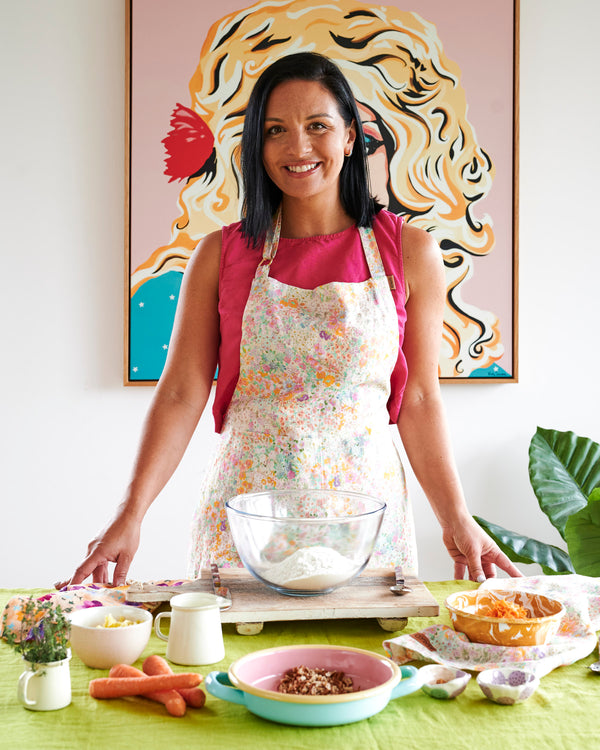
top-left (390, 665), bottom-right (421, 699)
top-left (205, 671), bottom-right (246, 706)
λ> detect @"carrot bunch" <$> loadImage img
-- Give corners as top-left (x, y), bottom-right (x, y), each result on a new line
top-left (88, 655), bottom-right (206, 717)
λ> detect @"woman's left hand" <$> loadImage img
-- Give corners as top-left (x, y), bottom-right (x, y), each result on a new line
top-left (441, 516), bottom-right (524, 582)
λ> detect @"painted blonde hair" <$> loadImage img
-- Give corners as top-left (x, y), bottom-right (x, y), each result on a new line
top-left (132, 0), bottom-right (504, 376)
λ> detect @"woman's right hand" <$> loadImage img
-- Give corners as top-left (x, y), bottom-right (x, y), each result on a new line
top-left (55, 508), bottom-right (141, 589)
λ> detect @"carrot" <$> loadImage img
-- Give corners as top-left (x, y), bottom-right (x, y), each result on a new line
top-left (142, 654), bottom-right (173, 675)
top-left (89, 672), bottom-right (201, 699)
top-left (143, 654), bottom-right (206, 708)
top-left (177, 686), bottom-right (206, 709)
top-left (108, 664), bottom-right (186, 717)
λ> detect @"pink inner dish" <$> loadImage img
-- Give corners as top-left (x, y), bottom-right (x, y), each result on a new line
top-left (233, 647), bottom-right (395, 693)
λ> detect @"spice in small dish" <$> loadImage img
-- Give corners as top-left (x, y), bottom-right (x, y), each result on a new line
top-left (419, 665), bottom-right (471, 699)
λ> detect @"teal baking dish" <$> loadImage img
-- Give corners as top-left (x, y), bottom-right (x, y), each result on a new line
top-left (205, 644), bottom-right (421, 726)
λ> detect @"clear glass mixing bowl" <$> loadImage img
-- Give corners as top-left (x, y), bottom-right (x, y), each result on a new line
top-left (226, 489), bottom-right (386, 596)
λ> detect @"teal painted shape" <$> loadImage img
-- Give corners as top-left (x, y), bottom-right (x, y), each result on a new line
top-left (469, 363), bottom-right (511, 378)
top-left (129, 271), bottom-right (183, 381)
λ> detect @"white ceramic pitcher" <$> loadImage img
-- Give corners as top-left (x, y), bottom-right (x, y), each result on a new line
top-left (154, 593), bottom-right (225, 666)
top-left (17, 652), bottom-right (72, 711)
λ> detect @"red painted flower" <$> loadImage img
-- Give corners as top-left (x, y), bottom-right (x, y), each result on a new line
top-left (162, 103), bottom-right (215, 182)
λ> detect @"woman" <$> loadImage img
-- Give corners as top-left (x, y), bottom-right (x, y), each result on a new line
top-left (64, 53), bottom-right (520, 588)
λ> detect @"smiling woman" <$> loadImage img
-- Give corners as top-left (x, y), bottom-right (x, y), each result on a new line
top-left (62, 40), bottom-right (522, 591)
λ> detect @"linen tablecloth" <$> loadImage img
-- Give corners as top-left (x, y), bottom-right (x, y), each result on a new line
top-left (2, 582), bottom-right (599, 750)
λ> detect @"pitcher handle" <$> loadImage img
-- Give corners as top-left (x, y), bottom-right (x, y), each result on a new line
top-left (154, 611), bottom-right (171, 642)
top-left (17, 670), bottom-right (37, 707)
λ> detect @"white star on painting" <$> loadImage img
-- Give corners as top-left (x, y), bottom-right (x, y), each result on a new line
top-left (138, 302), bottom-right (144, 308)
top-left (169, 295), bottom-right (175, 300)
top-left (162, 344), bottom-right (168, 350)
top-left (132, 366), bottom-right (138, 372)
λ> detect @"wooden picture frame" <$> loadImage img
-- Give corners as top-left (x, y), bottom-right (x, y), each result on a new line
top-left (125, 0), bottom-right (518, 384)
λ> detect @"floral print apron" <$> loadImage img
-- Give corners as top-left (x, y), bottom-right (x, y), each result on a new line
top-left (188, 213), bottom-right (417, 575)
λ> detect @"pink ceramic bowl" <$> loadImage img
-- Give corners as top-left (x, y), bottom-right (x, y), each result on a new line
top-left (230, 644), bottom-right (397, 698)
top-left (205, 644), bottom-right (421, 726)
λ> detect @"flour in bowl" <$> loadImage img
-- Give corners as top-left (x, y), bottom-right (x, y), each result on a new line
top-left (264, 546), bottom-right (360, 590)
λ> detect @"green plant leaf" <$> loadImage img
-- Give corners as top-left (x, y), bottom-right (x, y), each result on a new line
top-left (473, 515), bottom-right (574, 574)
top-left (528, 427), bottom-right (600, 539)
top-left (564, 488), bottom-right (600, 576)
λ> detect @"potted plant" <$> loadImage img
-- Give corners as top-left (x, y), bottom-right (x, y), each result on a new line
top-left (475, 427), bottom-right (600, 576)
top-left (3, 596), bottom-right (72, 710)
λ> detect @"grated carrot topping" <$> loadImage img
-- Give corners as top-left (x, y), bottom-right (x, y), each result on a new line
top-left (481, 599), bottom-right (530, 619)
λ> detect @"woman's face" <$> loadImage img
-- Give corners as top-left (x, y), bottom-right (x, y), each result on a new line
top-left (357, 101), bottom-right (390, 208)
top-left (262, 79), bottom-right (356, 206)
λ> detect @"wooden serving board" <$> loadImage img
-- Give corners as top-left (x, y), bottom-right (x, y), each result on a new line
top-left (214, 567), bottom-right (439, 634)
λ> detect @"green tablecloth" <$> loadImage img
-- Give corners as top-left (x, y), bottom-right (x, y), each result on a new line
top-left (2, 583), bottom-right (598, 749)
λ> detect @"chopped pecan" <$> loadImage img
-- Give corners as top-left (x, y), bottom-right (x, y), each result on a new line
top-left (277, 665), bottom-right (355, 695)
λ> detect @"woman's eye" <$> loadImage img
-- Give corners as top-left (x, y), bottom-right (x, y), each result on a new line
top-left (266, 125), bottom-right (283, 136)
top-left (364, 133), bottom-right (385, 156)
top-left (309, 122), bottom-right (326, 130)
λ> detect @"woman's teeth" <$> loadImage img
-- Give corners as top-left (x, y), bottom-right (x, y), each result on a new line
top-left (286, 163), bottom-right (317, 173)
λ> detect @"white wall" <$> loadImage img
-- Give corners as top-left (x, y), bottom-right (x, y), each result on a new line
top-left (2, 0), bottom-right (599, 587)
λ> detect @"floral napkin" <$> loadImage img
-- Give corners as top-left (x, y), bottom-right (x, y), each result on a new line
top-left (1, 580), bottom-right (189, 642)
top-left (383, 575), bottom-right (600, 678)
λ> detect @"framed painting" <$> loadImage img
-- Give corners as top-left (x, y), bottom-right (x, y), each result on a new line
top-left (125, 0), bottom-right (518, 384)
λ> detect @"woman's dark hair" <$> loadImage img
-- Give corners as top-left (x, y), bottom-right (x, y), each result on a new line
top-left (240, 51), bottom-right (382, 246)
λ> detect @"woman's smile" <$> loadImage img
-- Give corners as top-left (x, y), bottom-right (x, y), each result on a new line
top-left (285, 161), bottom-right (320, 174)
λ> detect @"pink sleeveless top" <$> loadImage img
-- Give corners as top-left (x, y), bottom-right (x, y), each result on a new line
top-left (213, 209), bottom-right (408, 433)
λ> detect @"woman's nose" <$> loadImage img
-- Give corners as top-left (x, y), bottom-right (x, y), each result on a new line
top-left (287, 128), bottom-right (311, 157)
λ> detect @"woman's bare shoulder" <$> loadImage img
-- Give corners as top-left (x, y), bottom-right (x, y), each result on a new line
top-left (401, 222), bottom-right (443, 299)
top-left (190, 229), bottom-right (222, 264)
top-left (183, 229), bottom-right (223, 286)
top-left (401, 222), bottom-right (440, 259)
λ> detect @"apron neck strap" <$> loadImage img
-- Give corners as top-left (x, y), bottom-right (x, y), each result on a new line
top-left (358, 224), bottom-right (387, 280)
top-left (260, 207), bottom-right (282, 268)
top-left (260, 208), bottom-right (386, 280)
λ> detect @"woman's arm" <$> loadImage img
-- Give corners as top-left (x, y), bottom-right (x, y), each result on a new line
top-left (397, 223), bottom-right (521, 581)
top-left (62, 231), bottom-right (222, 587)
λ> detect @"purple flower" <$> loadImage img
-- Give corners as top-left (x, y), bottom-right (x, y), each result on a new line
top-left (26, 622), bottom-right (45, 642)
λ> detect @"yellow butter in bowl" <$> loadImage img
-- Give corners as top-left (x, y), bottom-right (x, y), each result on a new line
top-left (96, 613), bottom-right (137, 629)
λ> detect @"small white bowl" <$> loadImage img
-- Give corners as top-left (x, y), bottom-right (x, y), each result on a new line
top-left (69, 605), bottom-right (152, 669)
top-left (476, 667), bottom-right (539, 705)
top-left (419, 665), bottom-right (471, 699)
